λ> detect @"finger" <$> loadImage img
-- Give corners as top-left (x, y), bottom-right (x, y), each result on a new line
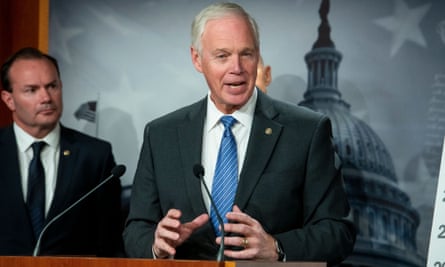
top-left (156, 210), bottom-right (183, 240)
top-left (216, 235), bottom-right (249, 248)
top-left (153, 238), bottom-right (176, 257)
top-left (232, 205), bottom-right (242, 213)
top-left (223, 220), bottom-right (249, 237)
top-left (187, 213), bottom-right (209, 230)
top-left (222, 236), bottom-right (250, 249)
top-left (223, 240), bottom-right (256, 260)
top-left (153, 226), bottom-right (178, 257)
top-left (179, 214), bottom-right (208, 232)
top-left (162, 209), bottom-right (185, 229)
top-left (158, 218), bottom-right (179, 234)
top-left (226, 207), bottom-right (252, 225)
top-left (166, 208), bottom-right (182, 220)
top-left (156, 222), bottom-right (180, 241)
top-left (224, 249), bottom-right (254, 260)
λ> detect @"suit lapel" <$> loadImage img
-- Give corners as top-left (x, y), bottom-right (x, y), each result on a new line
top-left (235, 93), bottom-right (282, 210)
top-left (178, 98), bottom-right (209, 216)
top-left (46, 126), bottom-right (78, 220)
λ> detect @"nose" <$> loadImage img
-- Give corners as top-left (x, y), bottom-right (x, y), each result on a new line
top-left (230, 55), bottom-right (244, 74)
top-left (38, 87), bottom-right (51, 102)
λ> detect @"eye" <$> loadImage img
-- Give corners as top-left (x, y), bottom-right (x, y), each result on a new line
top-left (242, 51), bottom-right (254, 57)
top-left (24, 87), bottom-right (36, 93)
top-left (47, 82), bottom-right (60, 90)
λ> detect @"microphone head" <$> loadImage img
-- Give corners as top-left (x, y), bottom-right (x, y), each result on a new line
top-left (193, 164), bottom-right (204, 179)
top-left (111, 164), bottom-right (126, 178)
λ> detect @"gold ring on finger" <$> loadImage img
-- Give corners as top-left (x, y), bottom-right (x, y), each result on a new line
top-left (241, 237), bottom-right (249, 248)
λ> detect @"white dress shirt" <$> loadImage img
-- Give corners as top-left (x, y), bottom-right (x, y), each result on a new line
top-left (201, 89), bottom-right (257, 213)
top-left (14, 123), bottom-right (61, 215)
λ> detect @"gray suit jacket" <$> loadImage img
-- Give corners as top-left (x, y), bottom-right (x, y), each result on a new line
top-left (124, 91), bottom-right (355, 264)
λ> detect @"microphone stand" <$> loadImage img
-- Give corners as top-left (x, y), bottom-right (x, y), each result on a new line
top-left (193, 164), bottom-right (225, 262)
top-left (33, 165), bottom-right (125, 256)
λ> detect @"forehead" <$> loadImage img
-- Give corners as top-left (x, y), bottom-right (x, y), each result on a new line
top-left (202, 15), bottom-right (255, 45)
top-left (11, 58), bottom-right (54, 70)
top-left (9, 58), bottom-right (58, 81)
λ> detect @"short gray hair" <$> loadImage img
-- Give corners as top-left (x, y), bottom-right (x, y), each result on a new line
top-left (191, 2), bottom-right (260, 55)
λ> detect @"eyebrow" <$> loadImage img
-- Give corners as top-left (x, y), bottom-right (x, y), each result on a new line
top-left (21, 79), bottom-right (59, 88)
top-left (212, 47), bottom-right (256, 54)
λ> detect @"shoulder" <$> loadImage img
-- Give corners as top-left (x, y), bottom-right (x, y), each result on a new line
top-left (260, 95), bottom-right (334, 142)
top-left (61, 126), bottom-right (112, 150)
top-left (0, 125), bottom-right (15, 144)
top-left (0, 125), bottom-right (11, 137)
top-left (259, 93), bottom-right (327, 127)
top-left (147, 97), bottom-right (206, 128)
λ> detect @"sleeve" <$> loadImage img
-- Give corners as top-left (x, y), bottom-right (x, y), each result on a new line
top-left (276, 116), bottom-right (356, 264)
top-left (123, 124), bottom-right (159, 258)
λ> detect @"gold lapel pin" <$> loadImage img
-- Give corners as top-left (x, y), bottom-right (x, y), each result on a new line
top-left (265, 128), bottom-right (273, 135)
top-left (63, 150), bottom-right (70, 156)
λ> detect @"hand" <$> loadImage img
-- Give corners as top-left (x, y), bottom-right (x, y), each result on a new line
top-left (216, 205), bottom-right (278, 260)
top-left (153, 209), bottom-right (209, 258)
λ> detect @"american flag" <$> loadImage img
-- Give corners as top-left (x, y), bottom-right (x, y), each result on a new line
top-left (74, 101), bottom-right (97, 123)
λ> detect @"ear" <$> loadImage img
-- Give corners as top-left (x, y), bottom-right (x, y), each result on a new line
top-left (191, 46), bottom-right (203, 73)
top-left (264, 65), bottom-right (272, 87)
top-left (1, 90), bottom-right (15, 111)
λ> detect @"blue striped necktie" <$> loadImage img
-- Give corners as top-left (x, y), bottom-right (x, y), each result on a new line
top-left (211, 115), bottom-right (238, 236)
top-left (27, 141), bottom-right (46, 241)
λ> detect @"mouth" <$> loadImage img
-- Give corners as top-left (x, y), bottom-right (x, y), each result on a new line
top-left (227, 81), bottom-right (246, 88)
top-left (38, 105), bottom-right (57, 114)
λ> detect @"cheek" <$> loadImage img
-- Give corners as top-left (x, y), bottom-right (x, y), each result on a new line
top-left (15, 100), bottom-right (31, 112)
top-left (203, 65), bottom-right (226, 81)
top-left (14, 96), bottom-right (39, 114)
top-left (50, 91), bottom-right (63, 103)
top-left (54, 93), bottom-right (63, 103)
top-left (14, 103), bottom-right (35, 122)
top-left (10, 96), bottom-right (31, 112)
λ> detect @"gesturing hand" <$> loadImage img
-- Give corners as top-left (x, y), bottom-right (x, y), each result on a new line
top-left (216, 205), bottom-right (278, 260)
top-left (153, 209), bottom-right (209, 258)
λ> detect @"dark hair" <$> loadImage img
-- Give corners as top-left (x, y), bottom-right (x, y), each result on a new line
top-left (1, 47), bottom-right (61, 92)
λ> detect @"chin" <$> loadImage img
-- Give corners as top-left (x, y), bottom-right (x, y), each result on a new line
top-left (227, 94), bottom-right (250, 105)
top-left (38, 117), bottom-right (60, 127)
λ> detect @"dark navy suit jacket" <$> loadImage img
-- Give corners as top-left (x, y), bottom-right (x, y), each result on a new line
top-left (0, 125), bottom-right (123, 256)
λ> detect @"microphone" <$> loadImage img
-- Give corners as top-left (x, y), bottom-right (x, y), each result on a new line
top-left (32, 164), bottom-right (126, 256)
top-left (193, 163), bottom-right (225, 262)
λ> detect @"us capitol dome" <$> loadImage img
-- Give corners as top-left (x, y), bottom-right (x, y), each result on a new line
top-left (298, 1), bottom-right (423, 266)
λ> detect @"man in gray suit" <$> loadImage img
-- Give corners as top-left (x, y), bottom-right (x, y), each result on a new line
top-left (124, 2), bottom-right (355, 264)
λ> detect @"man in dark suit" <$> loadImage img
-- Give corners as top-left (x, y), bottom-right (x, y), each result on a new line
top-left (0, 47), bottom-right (123, 256)
top-left (123, 2), bottom-right (355, 264)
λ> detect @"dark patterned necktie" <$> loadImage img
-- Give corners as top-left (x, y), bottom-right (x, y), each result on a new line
top-left (27, 141), bottom-right (46, 240)
top-left (210, 116), bottom-right (238, 236)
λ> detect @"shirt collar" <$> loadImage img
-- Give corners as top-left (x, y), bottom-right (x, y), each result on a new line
top-left (14, 123), bottom-right (61, 152)
top-left (205, 88), bottom-right (257, 132)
